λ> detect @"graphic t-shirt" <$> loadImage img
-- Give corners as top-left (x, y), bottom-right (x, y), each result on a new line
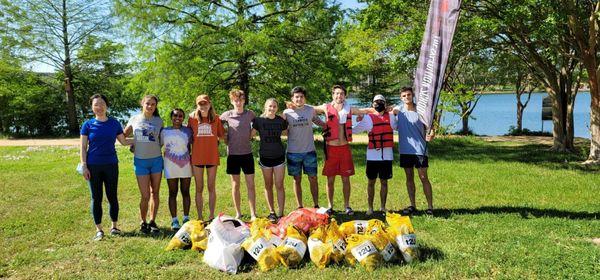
top-left (80, 117), bottom-right (123, 165)
top-left (127, 114), bottom-right (163, 159)
top-left (188, 115), bottom-right (224, 165)
top-left (220, 109), bottom-right (255, 155)
top-left (252, 115), bottom-right (288, 159)
top-left (283, 105), bottom-right (316, 153)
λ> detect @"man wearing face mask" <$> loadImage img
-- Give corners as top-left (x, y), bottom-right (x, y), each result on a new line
top-left (352, 94), bottom-right (396, 215)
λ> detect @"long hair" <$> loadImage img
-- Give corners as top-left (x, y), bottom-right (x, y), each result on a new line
top-left (194, 95), bottom-right (216, 123)
top-left (261, 98), bottom-right (278, 117)
top-left (142, 95), bottom-right (160, 117)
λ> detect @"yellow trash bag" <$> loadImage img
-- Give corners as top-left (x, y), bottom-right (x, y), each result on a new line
top-left (368, 230), bottom-right (398, 263)
top-left (345, 234), bottom-right (383, 271)
top-left (190, 221), bottom-right (209, 252)
top-left (325, 219), bottom-right (347, 264)
top-left (276, 225), bottom-right (307, 268)
top-left (165, 220), bottom-right (206, 251)
top-left (386, 212), bottom-right (418, 263)
top-left (339, 219), bottom-right (387, 236)
top-left (241, 218), bottom-right (280, 272)
top-left (307, 225), bottom-right (332, 269)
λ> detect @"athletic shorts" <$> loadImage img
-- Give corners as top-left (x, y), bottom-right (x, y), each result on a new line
top-left (366, 160), bottom-right (393, 180)
top-left (399, 154), bottom-right (429, 168)
top-left (134, 156), bottom-right (164, 176)
top-left (194, 165), bottom-right (215, 169)
top-left (287, 151), bottom-right (318, 177)
top-left (226, 153), bottom-right (255, 175)
top-left (259, 155), bottom-right (285, 168)
top-left (322, 145), bottom-right (354, 177)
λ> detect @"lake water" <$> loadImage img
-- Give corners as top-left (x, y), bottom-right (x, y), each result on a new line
top-left (349, 91), bottom-right (592, 139)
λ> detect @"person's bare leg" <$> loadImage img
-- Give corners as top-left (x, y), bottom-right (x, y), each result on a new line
top-left (274, 165), bottom-right (286, 216)
top-left (308, 175), bottom-right (319, 207)
top-left (262, 167), bottom-right (275, 214)
top-left (326, 176), bottom-right (335, 209)
top-left (136, 175), bottom-right (151, 223)
top-left (404, 168), bottom-right (416, 208)
top-left (230, 174), bottom-right (241, 218)
top-left (167, 178), bottom-right (178, 218)
top-left (418, 167), bottom-right (433, 210)
top-left (293, 175), bottom-right (303, 208)
top-left (206, 166), bottom-right (218, 220)
top-left (245, 174), bottom-right (257, 219)
top-left (367, 178), bottom-right (376, 213)
top-left (180, 178), bottom-right (191, 217)
top-left (341, 176), bottom-right (351, 209)
top-left (149, 172), bottom-right (162, 221)
top-left (192, 166), bottom-right (205, 220)
top-left (380, 179), bottom-right (388, 211)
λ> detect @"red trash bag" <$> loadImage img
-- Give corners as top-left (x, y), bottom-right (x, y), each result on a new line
top-left (269, 208), bottom-right (329, 237)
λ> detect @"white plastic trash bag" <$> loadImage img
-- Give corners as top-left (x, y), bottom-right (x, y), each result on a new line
top-left (203, 215), bottom-right (250, 274)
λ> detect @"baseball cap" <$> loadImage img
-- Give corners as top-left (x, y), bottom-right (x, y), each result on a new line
top-left (373, 94), bottom-right (385, 102)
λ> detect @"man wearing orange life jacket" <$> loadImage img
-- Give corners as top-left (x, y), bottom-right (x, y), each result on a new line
top-left (313, 85), bottom-right (371, 216)
top-left (352, 94), bottom-right (396, 216)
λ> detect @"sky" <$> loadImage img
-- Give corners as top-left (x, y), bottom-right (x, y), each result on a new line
top-left (28, 0), bottom-right (367, 73)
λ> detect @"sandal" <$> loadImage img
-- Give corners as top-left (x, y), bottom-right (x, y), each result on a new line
top-left (425, 209), bottom-right (434, 216)
top-left (345, 207), bottom-right (354, 216)
top-left (109, 228), bottom-right (122, 236)
top-left (402, 206), bottom-right (417, 215)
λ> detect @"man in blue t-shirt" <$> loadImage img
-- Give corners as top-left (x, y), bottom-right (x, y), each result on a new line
top-left (393, 87), bottom-right (435, 216)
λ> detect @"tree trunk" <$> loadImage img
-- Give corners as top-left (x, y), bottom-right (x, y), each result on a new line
top-left (516, 100), bottom-right (524, 132)
top-left (461, 115), bottom-right (469, 135)
top-left (62, 0), bottom-right (78, 135)
top-left (585, 68), bottom-right (600, 163)
top-left (237, 58), bottom-right (250, 105)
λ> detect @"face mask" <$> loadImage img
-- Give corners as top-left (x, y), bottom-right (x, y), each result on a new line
top-left (374, 103), bottom-right (386, 112)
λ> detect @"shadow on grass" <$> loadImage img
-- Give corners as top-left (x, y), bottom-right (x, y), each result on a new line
top-left (418, 243), bottom-right (445, 262)
top-left (433, 206), bottom-right (599, 220)
top-left (121, 227), bottom-right (175, 239)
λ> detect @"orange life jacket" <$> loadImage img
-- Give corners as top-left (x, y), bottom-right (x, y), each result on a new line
top-left (368, 113), bottom-right (394, 149)
top-left (323, 103), bottom-right (352, 143)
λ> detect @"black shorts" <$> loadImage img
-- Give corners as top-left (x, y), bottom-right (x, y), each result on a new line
top-left (399, 154), bottom-right (429, 168)
top-left (366, 160), bottom-right (393, 180)
top-left (259, 155), bottom-right (285, 168)
top-left (226, 153), bottom-right (255, 175)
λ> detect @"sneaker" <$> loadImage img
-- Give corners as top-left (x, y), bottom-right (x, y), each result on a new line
top-left (366, 208), bottom-right (373, 216)
top-left (345, 207), bottom-right (354, 216)
top-left (313, 204), bottom-right (320, 209)
top-left (109, 228), bottom-right (122, 236)
top-left (182, 216), bottom-right (190, 224)
top-left (148, 220), bottom-right (160, 233)
top-left (93, 230), bottom-right (104, 241)
top-left (140, 222), bottom-right (150, 234)
top-left (171, 219), bottom-right (181, 231)
top-left (267, 212), bottom-right (278, 223)
top-left (425, 208), bottom-right (434, 216)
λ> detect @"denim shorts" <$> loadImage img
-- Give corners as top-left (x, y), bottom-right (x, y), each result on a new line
top-left (134, 156), bottom-right (164, 176)
top-left (286, 151), bottom-right (317, 176)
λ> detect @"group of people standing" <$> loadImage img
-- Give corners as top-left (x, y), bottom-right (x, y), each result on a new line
top-left (80, 85), bottom-right (434, 241)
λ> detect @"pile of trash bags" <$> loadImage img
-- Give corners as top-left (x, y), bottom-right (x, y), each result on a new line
top-left (165, 208), bottom-right (419, 274)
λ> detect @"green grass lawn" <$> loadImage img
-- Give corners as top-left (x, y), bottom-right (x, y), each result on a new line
top-left (0, 137), bottom-right (598, 279)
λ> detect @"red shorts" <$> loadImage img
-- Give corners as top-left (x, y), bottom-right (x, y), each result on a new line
top-left (322, 144), bottom-right (355, 177)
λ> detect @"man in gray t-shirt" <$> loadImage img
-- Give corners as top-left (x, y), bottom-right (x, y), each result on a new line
top-left (220, 89), bottom-right (257, 220)
top-left (282, 86), bottom-right (324, 209)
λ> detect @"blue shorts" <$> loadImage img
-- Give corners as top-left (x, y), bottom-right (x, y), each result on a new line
top-left (286, 151), bottom-right (318, 177)
top-left (134, 156), bottom-right (164, 176)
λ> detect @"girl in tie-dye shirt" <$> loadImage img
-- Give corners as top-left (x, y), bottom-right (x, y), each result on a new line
top-left (160, 108), bottom-right (193, 230)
